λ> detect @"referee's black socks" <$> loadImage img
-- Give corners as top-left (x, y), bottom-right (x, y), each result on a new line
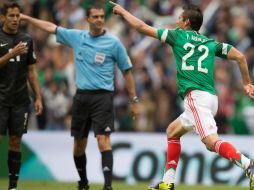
top-left (8, 150), bottom-right (21, 189)
top-left (101, 150), bottom-right (113, 188)
top-left (74, 153), bottom-right (88, 186)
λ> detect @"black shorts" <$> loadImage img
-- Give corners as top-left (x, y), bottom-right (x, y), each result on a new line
top-left (0, 105), bottom-right (29, 136)
top-left (71, 89), bottom-right (114, 138)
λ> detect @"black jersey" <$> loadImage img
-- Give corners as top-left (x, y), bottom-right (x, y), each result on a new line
top-left (0, 29), bottom-right (36, 106)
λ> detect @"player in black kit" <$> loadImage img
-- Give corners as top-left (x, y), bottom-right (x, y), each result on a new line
top-left (0, 2), bottom-right (42, 190)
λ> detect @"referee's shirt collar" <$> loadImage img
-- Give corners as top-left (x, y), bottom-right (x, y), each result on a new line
top-left (88, 29), bottom-right (106, 38)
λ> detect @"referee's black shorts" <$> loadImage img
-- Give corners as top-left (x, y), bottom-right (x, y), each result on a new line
top-left (71, 89), bottom-right (114, 138)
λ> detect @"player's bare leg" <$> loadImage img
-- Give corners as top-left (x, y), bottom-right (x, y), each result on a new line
top-left (202, 133), bottom-right (250, 169)
top-left (203, 133), bottom-right (253, 190)
top-left (148, 118), bottom-right (188, 190)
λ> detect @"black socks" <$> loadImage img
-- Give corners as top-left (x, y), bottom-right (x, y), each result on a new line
top-left (101, 150), bottom-right (113, 188)
top-left (74, 153), bottom-right (88, 186)
top-left (8, 150), bottom-right (21, 190)
top-left (74, 150), bottom-right (113, 189)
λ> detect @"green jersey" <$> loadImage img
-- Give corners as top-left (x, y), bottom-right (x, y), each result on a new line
top-left (157, 27), bottom-right (233, 98)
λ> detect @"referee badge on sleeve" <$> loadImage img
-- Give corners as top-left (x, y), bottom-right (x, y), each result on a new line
top-left (95, 52), bottom-right (106, 64)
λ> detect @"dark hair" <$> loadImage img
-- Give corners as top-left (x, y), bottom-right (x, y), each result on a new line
top-left (86, 4), bottom-right (104, 17)
top-left (182, 4), bottom-right (203, 31)
top-left (1, 1), bottom-right (21, 15)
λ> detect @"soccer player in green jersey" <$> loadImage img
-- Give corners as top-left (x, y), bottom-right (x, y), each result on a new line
top-left (110, 2), bottom-right (254, 190)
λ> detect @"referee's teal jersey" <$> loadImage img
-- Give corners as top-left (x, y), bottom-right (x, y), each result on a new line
top-left (56, 27), bottom-right (132, 91)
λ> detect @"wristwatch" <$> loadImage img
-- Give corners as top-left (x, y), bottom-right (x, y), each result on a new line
top-left (130, 96), bottom-right (140, 104)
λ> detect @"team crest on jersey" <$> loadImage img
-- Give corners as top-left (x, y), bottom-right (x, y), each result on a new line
top-left (94, 52), bottom-right (106, 64)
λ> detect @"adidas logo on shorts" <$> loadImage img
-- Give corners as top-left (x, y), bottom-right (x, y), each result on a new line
top-left (103, 166), bottom-right (111, 172)
top-left (105, 126), bottom-right (111, 132)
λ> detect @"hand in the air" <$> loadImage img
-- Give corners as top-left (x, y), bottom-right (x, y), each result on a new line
top-left (109, 1), bottom-right (125, 16)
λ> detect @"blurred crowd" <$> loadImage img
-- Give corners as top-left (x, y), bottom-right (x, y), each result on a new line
top-left (1, 0), bottom-right (254, 134)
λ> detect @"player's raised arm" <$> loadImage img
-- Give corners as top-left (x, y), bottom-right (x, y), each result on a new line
top-left (20, 14), bottom-right (57, 34)
top-left (110, 1), bottom-right (157, 39)
top-left (227, 47), bottom-right (254, 98)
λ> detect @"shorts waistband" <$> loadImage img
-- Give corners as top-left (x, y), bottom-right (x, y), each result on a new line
top-left (76, 89), bottom-right (113, 95)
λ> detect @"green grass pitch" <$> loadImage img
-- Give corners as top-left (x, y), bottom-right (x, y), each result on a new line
top-left (0, 180), bottom-right (247, 190)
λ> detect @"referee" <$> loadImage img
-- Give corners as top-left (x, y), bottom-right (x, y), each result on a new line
top-left (21, 3), bottom-right (139, 190)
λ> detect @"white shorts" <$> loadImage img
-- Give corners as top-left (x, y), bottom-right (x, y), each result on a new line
top-left (179, 90), bottom-right (218, 139)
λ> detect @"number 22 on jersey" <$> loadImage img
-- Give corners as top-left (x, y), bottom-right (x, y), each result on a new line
top-left (182, 42), bottom-right (208, 73)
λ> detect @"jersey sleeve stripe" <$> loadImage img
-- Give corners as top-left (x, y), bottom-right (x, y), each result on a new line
top-left (161, 29), bottom-right (169, 42)
top-left (222, 43), bottom-right (228, 55)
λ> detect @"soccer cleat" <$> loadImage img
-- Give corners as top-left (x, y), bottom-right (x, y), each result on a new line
top-left (148, 181), bottom-right (174, 190)
top-left (246, 160), bottom-right (254, 190)
top-left (78, 181), bottom-right (89, 190)
top-left (9, 188), bottom-right (17, 190)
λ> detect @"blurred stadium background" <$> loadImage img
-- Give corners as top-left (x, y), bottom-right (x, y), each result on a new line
top-left (0, 0), bottom-right (254, 189)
